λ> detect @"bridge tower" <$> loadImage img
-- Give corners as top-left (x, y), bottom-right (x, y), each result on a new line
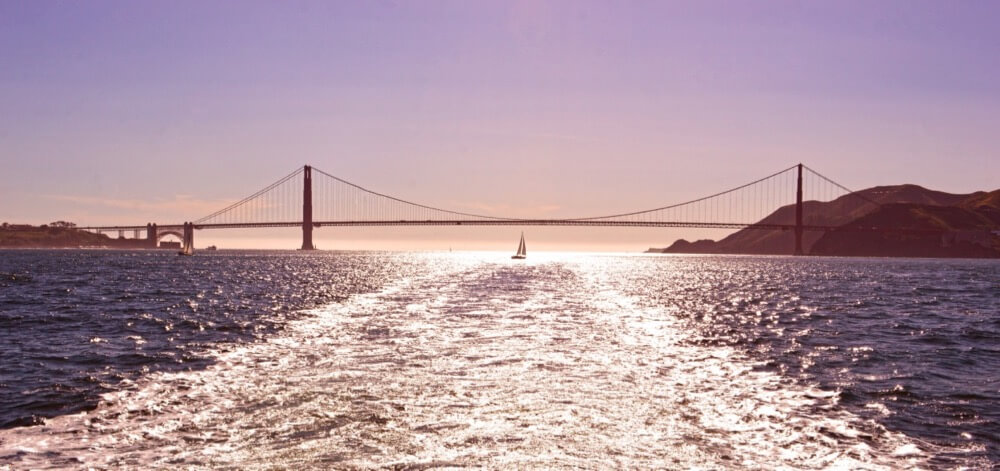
top-left (146, 223), bottom-right (158, 248)
top-left (301, 165), bottom-right (316, 250)
top-left (795, 163), bottom-right (804, 256)
top-left (181, 222), bottom-right (195, 253)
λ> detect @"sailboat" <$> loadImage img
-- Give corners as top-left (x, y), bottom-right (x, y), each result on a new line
top-left (511, 232), bottom-right (526, 259)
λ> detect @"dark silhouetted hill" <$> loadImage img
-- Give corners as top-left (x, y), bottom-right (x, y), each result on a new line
top-left (0, 225), bottom-right (113, 248)
top-left (648, 186), bottom-right (1000, 258)
top-left (646, 239), bottom-right (717, 254)
top-left (810, 201), bottom-right (1000, 257)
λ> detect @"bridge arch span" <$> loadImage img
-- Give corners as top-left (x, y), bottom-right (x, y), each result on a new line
top-left (157, 230), bottom-right (183, 241)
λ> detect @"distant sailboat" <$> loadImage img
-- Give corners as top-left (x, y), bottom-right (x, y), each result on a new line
top-left (511, 232), bottom-right (526, 259)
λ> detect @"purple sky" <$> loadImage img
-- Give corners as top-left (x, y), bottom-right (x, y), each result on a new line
top-left (2, 1), bottom-right (998, 250)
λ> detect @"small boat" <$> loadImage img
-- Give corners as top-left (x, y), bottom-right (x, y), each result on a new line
top-left (204, 245), bottom-right (217, 251)
top-left (511, 232), bottom-right (526, 259)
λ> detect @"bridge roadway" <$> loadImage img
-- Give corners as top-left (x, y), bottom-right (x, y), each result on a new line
top-left (78, 220), bottom-right (950, 238)
top-left (79, 220), bottom-right (824, 232)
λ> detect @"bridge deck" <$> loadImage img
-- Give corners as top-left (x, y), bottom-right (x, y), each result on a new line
top-left (80, 220), bottom-right (811, 231)
top-left (77, 220), bottom-right (949, 235)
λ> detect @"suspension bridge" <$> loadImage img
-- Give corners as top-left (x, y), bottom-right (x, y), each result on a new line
top-left (78, 163), bottom-right (876, 254)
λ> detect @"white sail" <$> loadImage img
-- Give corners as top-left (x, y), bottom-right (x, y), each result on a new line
top-left (512, 232), bottom-right (526, 259)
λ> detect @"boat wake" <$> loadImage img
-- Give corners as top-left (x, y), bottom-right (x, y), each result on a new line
top-left (0, 255), bottom-right (935, 469)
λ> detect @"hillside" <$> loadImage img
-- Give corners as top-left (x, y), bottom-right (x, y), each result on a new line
top-left (810, 202), bottom-right (1000, 257)
top-left (650, 186), bottom-right (1000, 258)
top-left (958, 189), bottom-right (1000, 223)
top-left (0, 225), bottom-right (114, 248)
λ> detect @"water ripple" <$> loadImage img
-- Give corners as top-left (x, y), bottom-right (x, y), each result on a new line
top-left (0, 251), bottom-right (997, 469)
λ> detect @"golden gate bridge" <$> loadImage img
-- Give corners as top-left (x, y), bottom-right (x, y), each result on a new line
top-left (78, 164), bottom-right (877, 254)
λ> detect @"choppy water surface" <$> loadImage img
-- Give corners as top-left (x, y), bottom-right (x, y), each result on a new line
top-left (0, 250), bottom-right (997, 469)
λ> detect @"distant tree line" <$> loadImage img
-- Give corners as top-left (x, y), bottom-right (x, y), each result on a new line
top-left (1, 221), bottom-right (78, 230)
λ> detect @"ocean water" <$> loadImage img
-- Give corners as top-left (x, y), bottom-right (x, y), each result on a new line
top-left (0, 250), bottom-right (997, 469)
